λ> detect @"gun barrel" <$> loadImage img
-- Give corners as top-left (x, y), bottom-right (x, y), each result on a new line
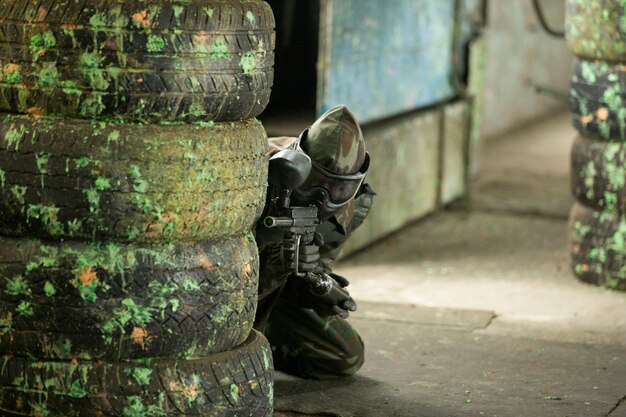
top-left (264, 216), bottom-right (294, 228)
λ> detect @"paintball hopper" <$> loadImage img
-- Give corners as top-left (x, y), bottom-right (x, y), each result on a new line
top-left (268, 149), bottom-right (312, 210)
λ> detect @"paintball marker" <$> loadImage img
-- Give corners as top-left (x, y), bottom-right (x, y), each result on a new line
top-left (263, 149), bottom-right (355, 315)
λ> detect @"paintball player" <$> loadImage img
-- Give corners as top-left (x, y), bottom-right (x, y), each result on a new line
top-left (254, 105), bottom-right (375, 379)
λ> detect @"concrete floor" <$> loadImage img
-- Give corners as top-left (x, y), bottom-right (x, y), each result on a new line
top-left (273, 111), bottom-right (626, 417)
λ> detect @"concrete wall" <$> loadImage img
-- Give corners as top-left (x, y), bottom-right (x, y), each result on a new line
top-left (480, 0), bottom-right (572, 140)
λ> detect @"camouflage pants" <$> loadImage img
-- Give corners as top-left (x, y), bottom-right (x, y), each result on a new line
top-left (263, 299), bottom-right (365, 380)
top-left (255, 183), bottom-right (374, 380)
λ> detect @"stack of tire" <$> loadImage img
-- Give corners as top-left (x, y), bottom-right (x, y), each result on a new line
top-left (566, 0), bottom-right (626, 291)
top-left (0, 1), bottom-right (275, 415)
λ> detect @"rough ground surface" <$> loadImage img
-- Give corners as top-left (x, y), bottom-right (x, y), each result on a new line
top-left (273, 111), bottom-right (626, 417)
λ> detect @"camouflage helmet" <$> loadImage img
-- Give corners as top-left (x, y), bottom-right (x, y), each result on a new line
top-left (300, 106), bottom-right (367, 175)
top-left (292, 106), bottom-right (369, 221)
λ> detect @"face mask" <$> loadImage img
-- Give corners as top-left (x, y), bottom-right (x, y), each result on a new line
top-left (291, 153), bottom-right (370, 220)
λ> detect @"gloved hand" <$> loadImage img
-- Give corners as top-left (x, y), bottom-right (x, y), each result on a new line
top-left (283, 271), bottom-right (357, 319)
top-left (296, 232), bottom-right (324, 273)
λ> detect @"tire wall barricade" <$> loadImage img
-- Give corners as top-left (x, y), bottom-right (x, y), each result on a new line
top-left (566, 0), bottom-right (626, 291)
top-left (0, 1), bottom-right (275, 415)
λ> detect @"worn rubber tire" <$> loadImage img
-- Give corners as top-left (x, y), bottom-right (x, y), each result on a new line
top-left (0, 114), bottom-right (268, 242)
top-left (0, 0), bottom-right (275, 122)
top-left (571, 135), bottom-right (626, 211)
top-left (0, 330), bottom-right (274, 417)
top-left (0, 233), bottom-right (259, 360)
top-left (565, 0), bottom-right (626, 61)
top-left (570, 57), bottom-right (626, 141)
top-left (569, 202), bottom-right (626, 290)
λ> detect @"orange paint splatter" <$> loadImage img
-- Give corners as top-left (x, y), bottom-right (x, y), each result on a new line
top-left (581, 263), bottom-right (589, 272)
top-left (244, 262), bottom-right (252, 276)
top-left (131, 327), bottom-right (149, 350)
top-left (596, 107), bottom-right (609, 121)
top-left (3, 63), bottom-right (20, 74)
top-left (27, 107), bottom-right (42, 118)
top-left (197, 254), bottom-right (215, 271)
top-left (183, 384), bottom-right (198, 399)
top-left (194, 31), bottom-right (209, 46)
top-left (60, 23), bottom-right (77, 30)
top-left (35, 7), bottom-right (47, 22)
top-left (132, 10), bottom-right (151, 27)
top-left (78, 266), bottom-right (97, 287)
top-left (580, 114), bottom-right (593, 125)
top-left (70, 358), bottom-right (78, 365)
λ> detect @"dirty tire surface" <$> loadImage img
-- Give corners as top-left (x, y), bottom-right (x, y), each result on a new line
top-left (571, 135), bottom-right (626, 212)
top-left (565, 0), bottom-right (626, 61)
top-left (570, 58), bottom-right (626, 142)
top-left (569, 202), bottom-right (626, 290)
top-left (0, 0), bottom-right (275, 122)
top-left (0, 114), bottom-right (268, 242)
top-left (0, 330), bottom-right (274, 417)
top-left (0, 233), bottom-right (259, 360)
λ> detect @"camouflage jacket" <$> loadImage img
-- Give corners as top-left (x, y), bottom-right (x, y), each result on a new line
top-left (254, 137), bottom-right (375, 330)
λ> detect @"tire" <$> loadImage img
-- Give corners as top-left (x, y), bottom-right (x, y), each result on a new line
top-left (570, 57), bottom-right (626, 142)
top-left (0, 330), bottom-right (274, 417)
top-left (571, 135), bottom-right (626, 211)
top-left (0, 0), bottom-right (275, 122)
top-left (569, 202), bottom-right (626, 290)
top-left (0, 233), bottom-right (259, 360)
top-left (0, 114), bottom-right (268, 242)
top-left (565, 0), bottom-right (626, 61)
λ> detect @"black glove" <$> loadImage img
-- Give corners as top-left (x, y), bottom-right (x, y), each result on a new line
top-left (296, 232), bottom-right (324, 273)
top-left (283, 271), bottom-right (357, 319)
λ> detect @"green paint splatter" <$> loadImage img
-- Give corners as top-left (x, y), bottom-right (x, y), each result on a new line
top-left (125, 367), bottom-right (153, 386)
top-left (108, 130), bottom-right (120, 143)
top-left (26, 245), bottom-right (59, 271)
top-left (147, 35), bottom-right (166, 52)
top-left (11, 185), bottom-right (27, 205)
top-left (89, 13), bottom-right (107, 27)
top-left (5, 70), bottom-right (21, 84)
top-left (38, 62), bottom-right (59, 87)
top-left (189, 103), bottom-right (205, 117)
top-left (204, 7), bottom-right (214, 18)
top-left (240, 51), bottom-right (260, 74)
top-left (35, 152), bottom-right (51, 174)
top-left (30, 403), bottom-right (49, 417)
top-left (5, 275), bottom-right (31, 297)
top-left (95, 177), bottom-right (111, 191)
top-left (67, 219), bottom-right (83, 235)
top-left (210, 39), bottom-right (231, 59)
top-left (173, 5), bottom-right (184, 18)
top-left (80, 52), bottom-right (109, 90)
top-left (16, 301), bottom-right (33, 316)
top-left (246, 11), bottom-right (256, 24)
top-left (123, 394), bottom-right (166, 417)
top-left (61, 80), bottom-right (82, 97)
top-left (230, 384), bottom-right (240, 402)
top-left (84, 187), bottom-right (103, 212)
top-left (68, 379), bottom-right (87, 398)
top-left (0, 168), bottom-right (5, 190)
top-left (44, 281), bottom-right (56, 297)
top-left (75, 156), bottom-right (91, 169)
top-left (30, 30), bottom-right (56, 57)
top-left (5, 126), bottom-right (26, 151)
top-left (26, 204), bottom-right (64, 236)
top-left (101, 298), bottom-right (153, 337)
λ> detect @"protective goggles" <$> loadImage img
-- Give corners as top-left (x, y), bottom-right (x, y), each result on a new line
top-left (298, 152), bottom-right (370, 205)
